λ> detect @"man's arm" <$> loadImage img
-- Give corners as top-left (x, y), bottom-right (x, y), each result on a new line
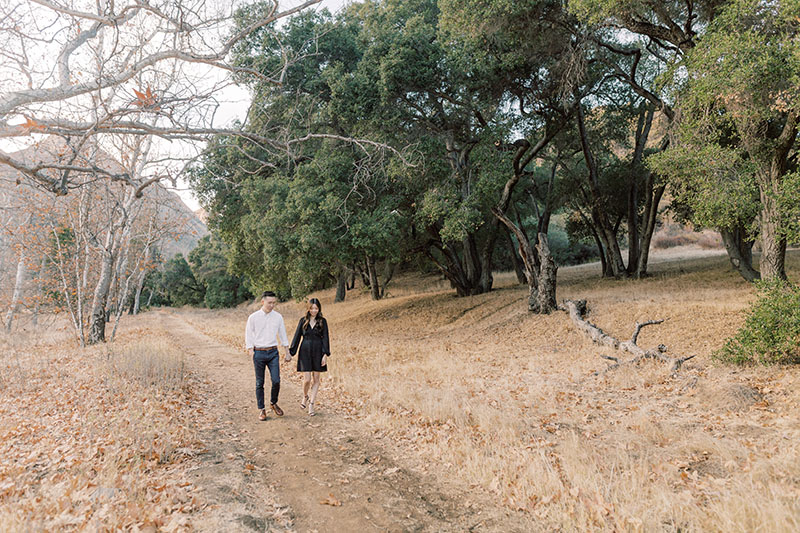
top-left (279, 315), bottom-right (291, 361)
top-left (245, 315), bottom-right (254, 353)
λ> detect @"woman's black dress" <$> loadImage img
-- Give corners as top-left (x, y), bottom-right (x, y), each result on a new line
top-left (289, 317), bottom-right (330, 372)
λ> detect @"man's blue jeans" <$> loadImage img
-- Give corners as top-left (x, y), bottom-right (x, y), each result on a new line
top-left (253, 348), bottom-right (280, 409)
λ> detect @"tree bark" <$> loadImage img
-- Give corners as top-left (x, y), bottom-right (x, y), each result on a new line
top-left (381, 261), bottom-right (397, 298)
top-left (366, 254), bottom-right (381, 300)
top-left (335, 268), bottom-right (348, 302)
top-left (5, 252), bottom-right (26, 333)
top-left (720, 227), bottom-right (760, 282)
top-left (758, 183), bottom-right (788, 281)
top-left (576, 102), bottom-right (627, 277)
top-left (635, 183), bottom-right (665, 278)
top-left (478, 220), bottom-right (499, 293)
top-left (534, 233), bottom-right (558, 314)
top-left (505, 229), bottom-right (527, 284)
top-left (88, 242), bottom-right (115, 344)
top-left (132, 248), bottom-right (149, 315)
top-left (32, 256), bottom-right (46, 327)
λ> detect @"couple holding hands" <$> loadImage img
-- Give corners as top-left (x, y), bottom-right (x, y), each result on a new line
top-left (244, 291), bottom-right (330, 420)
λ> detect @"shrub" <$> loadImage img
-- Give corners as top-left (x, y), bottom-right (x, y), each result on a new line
top-left (716, 281), bottom-right (800, 365)
top-left (652, 232), bottom-right (698, 249)
top-left (547, 225), bottom-right (598, 266)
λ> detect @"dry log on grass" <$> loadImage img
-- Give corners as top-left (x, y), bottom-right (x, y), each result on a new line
top-left (562, 299), bottom-right (696, 374)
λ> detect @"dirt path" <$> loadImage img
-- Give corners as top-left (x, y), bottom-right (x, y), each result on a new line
top-left (158, 311), bottom-right (492, 533)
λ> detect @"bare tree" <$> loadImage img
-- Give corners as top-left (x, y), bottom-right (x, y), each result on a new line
top-left (0, 0), bottom-right (323, 193)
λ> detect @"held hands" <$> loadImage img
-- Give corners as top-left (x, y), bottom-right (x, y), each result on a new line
top-left (284, 352), bottom-right (292, 363)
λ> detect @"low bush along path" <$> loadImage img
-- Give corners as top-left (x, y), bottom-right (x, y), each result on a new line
top-left (157, 311), bottom-right (495, 533)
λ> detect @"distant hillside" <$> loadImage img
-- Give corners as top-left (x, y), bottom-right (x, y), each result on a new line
top-left (0, 139), bottom-right (207, 260)
top-left (147, 185), bottom-right (209, 258)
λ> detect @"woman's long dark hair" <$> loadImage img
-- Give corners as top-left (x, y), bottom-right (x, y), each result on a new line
top-left (302, 298), bottom-right (324, 331)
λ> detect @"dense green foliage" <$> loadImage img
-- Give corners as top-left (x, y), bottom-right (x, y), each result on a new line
top-left (145, 237), bottom-right (251, 309)
top-left (186, 0), bottom-right (799, 361)
top-left (717, 281), bottom-right (800, 365)
top-left (648, 0), bottom-right (800, 280)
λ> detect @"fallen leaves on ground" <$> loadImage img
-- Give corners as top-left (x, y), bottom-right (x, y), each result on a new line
top-left (319, 493), bottom-right (341, 507)
top-left (0, 335), bottom-right (206, 531)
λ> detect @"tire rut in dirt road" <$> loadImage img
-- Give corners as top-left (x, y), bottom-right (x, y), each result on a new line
top-left (161, 312), bottom-right (477, 532)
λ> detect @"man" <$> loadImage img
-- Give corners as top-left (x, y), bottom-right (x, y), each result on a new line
top-left (245, 291), bottom-right (290, 421)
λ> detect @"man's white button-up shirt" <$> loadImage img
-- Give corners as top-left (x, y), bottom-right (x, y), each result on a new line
top-left (245, 309), bottom-right (289, 350)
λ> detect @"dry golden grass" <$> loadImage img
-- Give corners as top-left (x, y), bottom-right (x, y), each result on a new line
top-left (183, 248), bottom-right (800, 532)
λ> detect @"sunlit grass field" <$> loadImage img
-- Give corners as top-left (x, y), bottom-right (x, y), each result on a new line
top-left (183, 247), bottom-right (800, 531)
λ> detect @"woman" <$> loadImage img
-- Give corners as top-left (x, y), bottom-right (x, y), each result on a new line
top-left (288, 298), bottom-right (330, 416)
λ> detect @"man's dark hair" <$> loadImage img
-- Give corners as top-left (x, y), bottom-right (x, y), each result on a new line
top-left (261, 290), bottom-right (277, 299)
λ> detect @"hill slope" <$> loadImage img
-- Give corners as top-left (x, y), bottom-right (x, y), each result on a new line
top-left (178, 250), bottom-right (800, 531)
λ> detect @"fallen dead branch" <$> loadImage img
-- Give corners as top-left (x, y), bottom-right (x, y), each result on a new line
top-left (562, 299), bottom-right (696, 374)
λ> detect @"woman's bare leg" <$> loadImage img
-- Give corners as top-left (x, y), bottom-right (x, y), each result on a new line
top-left (302, 372), bottom-right (312, 406)
top-left (309, 372), bottom-right (321, 403)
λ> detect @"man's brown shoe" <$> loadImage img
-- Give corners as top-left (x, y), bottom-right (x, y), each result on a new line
top-left (259, 409), bottom-right (268, 421)
top-left (271, 403), bottom-right (284, 417)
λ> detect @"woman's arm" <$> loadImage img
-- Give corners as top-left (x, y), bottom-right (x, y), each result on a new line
top-left (289, 318), bottom-right (303, 356)
top-left (322, 318), bottom-right (330, 356)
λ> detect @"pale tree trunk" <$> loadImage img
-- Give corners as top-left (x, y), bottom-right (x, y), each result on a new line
top-left (132, 244), bottom-right (151, 314)
top-left (88, 227), bottom-right (117, 344)
top-left (5, 252), bottom-right (26, 333)
top-left (32, 256), bottom-right (46, 327)
top-left (492, 127), bottom-right (564, 312)
top-left (110, 231), bottom-right (136, 341)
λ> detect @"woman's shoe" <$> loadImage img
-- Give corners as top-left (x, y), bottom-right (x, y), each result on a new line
top-left (300, 395), bottom-right (309, 409)
top-left (308, 402), bottom-right (315, 416)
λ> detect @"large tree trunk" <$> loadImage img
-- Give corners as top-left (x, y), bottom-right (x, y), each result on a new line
top-left (366, 254), bottom-right (381, 300)
top-left (88, 250), bottom-right (114, 344)
top-left (462, 234), bottom-right (482, 291)
top-left (626, 178), bottom-right (641, 275)
top-left (626, 104), bottom-right (655, 276)
top-left (334, 268), bottom-right (348, 303)
top-left (752, 111), bottom-right (797, 282)
top-left (534, 234), bottom-right (558, 314)
top-left (758, 180), bottom-right (788, 281)
top-left (720, 227), bottom-right (760, 282)
top-left (88, 225), bottom-right (117, 344)
top-left (132, 246), bottom-right (149, 315)
top-left (478, 220), bottom-right (499, 293)
top-left (634, 183), bottom-right (665, 278)
top-left (576, 101), bottom-right (627, 278)
top-left (5, 252), bottom-right (26, 333)
top-left (426, 233), bottom-right (475, 297)
top-left (493, 210), bottom-right (558, 313)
